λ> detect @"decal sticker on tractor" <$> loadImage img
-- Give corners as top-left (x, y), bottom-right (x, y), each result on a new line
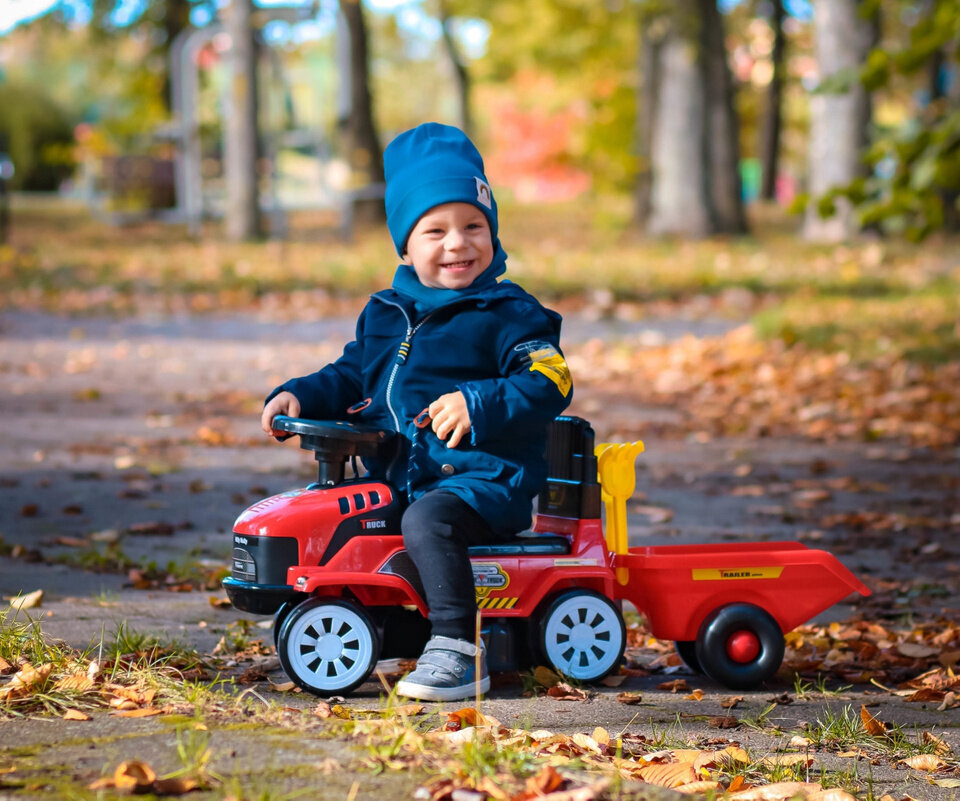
top-left (477, 596), bottom-right (519, 609)
top-left (692, 567), bottom-right (784, 581)
top-left (472, 562), bottom-right (509, 599)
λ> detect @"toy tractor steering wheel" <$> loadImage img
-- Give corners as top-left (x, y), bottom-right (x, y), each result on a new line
top-left (271, 415), bottom-right (395, 487)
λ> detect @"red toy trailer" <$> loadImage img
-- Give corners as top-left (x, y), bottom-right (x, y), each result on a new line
top-left (224, 416), bottom-right (869, 695)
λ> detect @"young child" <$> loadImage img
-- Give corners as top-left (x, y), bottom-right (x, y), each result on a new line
top-left (260, 122), bottom-right (572, 701)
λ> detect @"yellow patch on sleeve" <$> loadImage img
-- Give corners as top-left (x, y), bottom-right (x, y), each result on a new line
top-left (528, 348), bottom-right (572, 397)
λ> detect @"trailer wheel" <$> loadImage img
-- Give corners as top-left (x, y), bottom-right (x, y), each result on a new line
top-left (674, 640), bottom-right (702, 674)
top-left (277, 598), bottom-right (380, 695)
top-left (540, 590), bottom-right (625, 682)
top-left (272, 601), bottom-right (295, 651)
top-left (695, 604), bottom-right (784, 690)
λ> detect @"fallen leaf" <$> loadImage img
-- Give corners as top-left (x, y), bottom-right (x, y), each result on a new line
top-left (658, 679), bottom-right (689, 693)
top-left (675, 781), bottom-right (722, 795)
top-left (807, 790), bottom-right (858, 801)
top-left (684, 689), bottom-right (704, 701)
top-left (638, 761), bottom-right (697, 788)
top-left (547, 683), bottom-right (590, 701)
top-left (900, 754), bottom-right (944, 771)
top-left (113, 760), bottom-right (156, 792)
top-left (860, 705), bottom-right (887, 736)
top-left (789, 735), bottom-right (812, 748)
top-left (0, 657), bottom-right (15, 676)
top-left (63, 709), bottom-right (91, 721)
top-left (728, 781), bottom-right (822, 801)
top-left (709, 716), bottom-right (740, 729)
top-left (9, 590), bottom-right (43, 610)
top-left (208, 596), bottom-right (232, 609)
top-left (616, 692), bottom-right (643, 705)
top-left (269, 680), bottom-right (298, 692)
top-left (933, 779), bottom-right (960, 789)
top-left (897, 642), bottom-right (940, 659)
top-left (532, 665), bottom-right (562, 688)
top-left (721, 695), bottom-right (744, 709)
top-left (600, 673), bottom-right (626, 687)
top-left (313, 701), bottom-right (333, 719)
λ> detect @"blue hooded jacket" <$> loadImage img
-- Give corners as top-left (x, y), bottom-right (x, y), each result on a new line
top-left (268, 279), bottom-right (573, 537)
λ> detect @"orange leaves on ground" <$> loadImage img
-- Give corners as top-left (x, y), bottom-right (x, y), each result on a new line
top-left (546, 683), bottom-right (591, 701)
top-left (89, 761), bottom-right (197, 796)
top-left (0, 662), bottom-right (52, 700)
top-left (572, 325), bottom-right (960, 447)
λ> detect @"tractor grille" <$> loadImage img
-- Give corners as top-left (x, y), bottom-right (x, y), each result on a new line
top-left (232, 547), bottom-right (256, 582)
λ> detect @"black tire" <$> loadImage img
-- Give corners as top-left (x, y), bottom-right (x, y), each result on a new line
top-left (277, 598), bottom-right (380, 695)
top-left (694, 603), bottom-right (784, 690)
top-left (539, 590), bottom-right (625, 682)
top-left (272, 601), bottom-right (295, 651)
top-left (674, 640), bottom-right (702, 674)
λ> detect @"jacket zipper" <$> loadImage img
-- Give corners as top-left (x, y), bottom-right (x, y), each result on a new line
top-left (376, 298), bottom-right (432, 433)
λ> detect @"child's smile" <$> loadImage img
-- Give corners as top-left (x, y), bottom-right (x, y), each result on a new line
top-left (404, 203), bottom-right (494, 290)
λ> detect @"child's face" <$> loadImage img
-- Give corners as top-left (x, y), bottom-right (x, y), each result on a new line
top-left (403, 202), bottom-right (494, 290)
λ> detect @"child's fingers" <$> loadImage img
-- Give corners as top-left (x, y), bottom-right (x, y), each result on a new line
top-left (446, 424), bottom-right (465, 449)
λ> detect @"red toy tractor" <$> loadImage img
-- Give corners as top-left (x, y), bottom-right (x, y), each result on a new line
top-left (223, 415), bottom-right (870, 696)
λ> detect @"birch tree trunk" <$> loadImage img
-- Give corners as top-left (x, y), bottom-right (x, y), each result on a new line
top-left (224, 0), bottom-right (262, 241)
top-left (803, 0), bottom-right (875, 242)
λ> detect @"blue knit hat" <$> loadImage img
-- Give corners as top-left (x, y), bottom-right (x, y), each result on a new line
top-left (384, 123), bottom-right (499, 256)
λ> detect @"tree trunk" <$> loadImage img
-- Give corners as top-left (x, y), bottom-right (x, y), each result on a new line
top-left (647, 19), bottom-right (712, 238)
top-left (634, 20), bottom-right (660, 226)
top-left (803, 0), bottom-right (875, 242)
top-left (439, 1), bottom-right (472, 136)
top-left (224, 0), bottom-right (262, 241)
top-left (339, 0), bottom-right (385, 223)
top-left (161, 0), bottom-right (193, 114)
top-left (700, 0), bottom-right (747, 233)
top-left (759, 0), bottom-right (786, 201)
top-left (643, 0), bottom-right (744, 238)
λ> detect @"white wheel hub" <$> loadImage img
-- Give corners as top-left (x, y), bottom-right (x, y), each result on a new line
top-left (543, 592), bottom-right (623, 681)
top-left (282, 603), bottom-right (375, 691)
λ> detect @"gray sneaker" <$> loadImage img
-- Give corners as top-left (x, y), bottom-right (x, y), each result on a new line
top-left (395, 636), bottom-right (490, 702)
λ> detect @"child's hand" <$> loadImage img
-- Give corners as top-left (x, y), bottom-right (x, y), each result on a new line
top-left (428, 391), bottom-right (471, 449)
top-left (261, 392), bottom-right (301, 435)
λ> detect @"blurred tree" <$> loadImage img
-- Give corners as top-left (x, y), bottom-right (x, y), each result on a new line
top-left (450, 0), bottom-right (637, 194)
top-left (224, 0), bottom-right (263, 240)
top-left (803, 0), bottom-right (879, 242)
top-left (758, 0), bottom-right (786, 200)
top-left (846, 0), bottom-right (960, 239)
top-left (639, 0), bottom-right (747, 236)
top-left (89, 0), bottom-right (201, 113)
top-left (438, 0), bottom-right (472, 135)
top-left (339, 0), bottom-right (385, 222)
top-left (0, 80), bottom-right (75, 191)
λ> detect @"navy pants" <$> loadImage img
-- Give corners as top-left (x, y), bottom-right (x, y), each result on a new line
top-left (401, 490), bottom-right (505, 641)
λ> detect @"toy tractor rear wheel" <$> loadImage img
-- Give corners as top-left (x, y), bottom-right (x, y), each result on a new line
top-left (540, 590), bottom-right (625, 682)
top-left (277, 597), bottom-right (380, 695)
top-left (674, 640), bottom-right (702, 674)
top-left (694, 603), bottom-right (784, 690)
top-left (273, 601), bottom-right (295, 651)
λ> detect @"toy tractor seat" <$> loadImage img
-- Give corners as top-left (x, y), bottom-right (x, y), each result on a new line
top-left (466, 416), bottom-right (600, 557)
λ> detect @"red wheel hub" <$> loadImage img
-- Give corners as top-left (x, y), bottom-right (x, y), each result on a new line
top-left (726, 629), bottom-right (760, 663)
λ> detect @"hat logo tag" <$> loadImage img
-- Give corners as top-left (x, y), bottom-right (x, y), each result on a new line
top-left (475, 177), bottom-right (492, 209)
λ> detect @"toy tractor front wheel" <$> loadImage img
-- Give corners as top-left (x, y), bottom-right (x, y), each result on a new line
top-left (694, 603), bottom-right (784, 690)
top-left (540, 590), bottom-right (625, 682)
top-left (277, 597), bottom-right (380, 695)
